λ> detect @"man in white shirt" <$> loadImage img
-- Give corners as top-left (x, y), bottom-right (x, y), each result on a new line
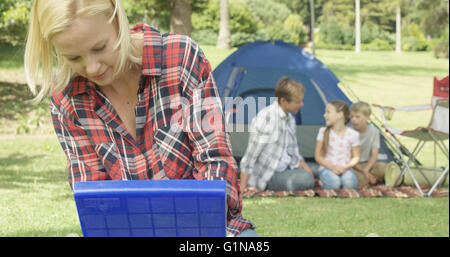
top-left (240, 77), bottom-right (314, 192)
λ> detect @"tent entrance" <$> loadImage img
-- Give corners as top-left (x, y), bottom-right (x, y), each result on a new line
top-left (222, 66), bottom-right (329, 126)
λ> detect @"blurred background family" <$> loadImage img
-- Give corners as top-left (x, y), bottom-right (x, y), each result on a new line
top-left (240, 77), bottom-right (387, 193)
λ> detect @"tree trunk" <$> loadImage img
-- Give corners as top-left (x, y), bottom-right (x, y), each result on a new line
top-left (170, 0), bottom-right (192, 36)
top-left (396, 5), bottom-right (402, 54)
top-left (355, 0), bottom-right (361, 53)
top-left (217, 0), bottom-right (231, 49)
top-left (309, 0), bottom-right (315, 55)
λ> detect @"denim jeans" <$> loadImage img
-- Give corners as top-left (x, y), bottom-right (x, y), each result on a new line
top-left (307, 162), bottom-right (320, 179)
top-left (319, 168), bottom-right (358, 190)
top-left (266, 169), bottom-right (315, 191)
top-left (236, 229), bottom-right (260, 237)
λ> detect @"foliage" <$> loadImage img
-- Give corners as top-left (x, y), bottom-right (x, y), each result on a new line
top-left (0, 0), bottom-right (31, 46)
top-left (362, 39), bottom-right (394, 51)
top-left (0, 82), bottom-right (51, 135)
top-left (434, 27), bottom-right (449, 59)
top-left (413, 0), bottom-right (449, 38)
top-left (194, 0), bottom-right (308, 47)
top-left (246, 0), bottom-right (292, 26)
top-left (282, 14), bottom-right (308, 46)
top-left (0, 0), bottom-right (448, 50)
top-left (192, 0), bottom-right (259, 34)
top-left (191, 29), bottom-right (218, 46)
top-left (273, 0), bottom-right (326, 32)
top-left (319, 16), bottom-right (345, 45)
top-left (124, 0), bottom-right (209, 31)
top-left (402, 23), bottom-right (429, 51)
top-left (321, 0), bottom-right (354, 26)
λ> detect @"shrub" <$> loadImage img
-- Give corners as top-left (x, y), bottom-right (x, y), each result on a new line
top-left (362, 39), bottom-right (394, 51)
top-left (192, 0), bottom-right (258, 34)
top-left (231, 32), bottom-right (256, 47)
top-left (320, 16), bottom-right (344, 45)
top-left (315, 41), bottom-right (354, 51)
top-left (246, 0), bottom-right (291, 27)
top-left (0, 1), bottom-right (30, 46)
top-left (282, 14), bottom-right (308, 46)
top-left (434, 27), bottom-right (449, 59)
top-left (402, 22), bottom-right (430, 52)
top-left (341, 24), bottom-right (355, 45)
top-left (191, 29), bottom-right (218, 46)
top-left (361, 22), bottom-right (381, 44)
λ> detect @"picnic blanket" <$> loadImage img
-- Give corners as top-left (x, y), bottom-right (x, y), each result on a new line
top-left (242, 183), bottom-right (449, 199)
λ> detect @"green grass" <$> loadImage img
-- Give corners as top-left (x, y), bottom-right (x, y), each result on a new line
top-left (0, 137), bottom-right (80, 237)
top-left (0, 137), bottom-right (448, 237)
top-left (0, 45), bottom-right (449, 237)
top-left (0, 45), bottom-right (26, 84)
top-left (243, 197), bottom-right (449, 237)
top-left (0, 45), bottom-right (24, 70)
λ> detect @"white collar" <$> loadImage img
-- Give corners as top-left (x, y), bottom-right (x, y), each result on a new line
top-left (273, 101), bottom-right (290, 121)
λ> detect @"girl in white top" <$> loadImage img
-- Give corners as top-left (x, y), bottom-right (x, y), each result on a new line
top-left (314, 101), bottom-right (361, 189)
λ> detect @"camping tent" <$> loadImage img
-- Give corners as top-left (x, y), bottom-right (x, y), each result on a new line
top-left (213, 40), bottom-right (394, 162)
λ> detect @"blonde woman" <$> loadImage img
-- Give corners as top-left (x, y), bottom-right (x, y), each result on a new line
top-left (24, 0), bottom-right (255, 237)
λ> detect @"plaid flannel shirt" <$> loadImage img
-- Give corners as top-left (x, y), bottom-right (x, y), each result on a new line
top-left (50, 24), bottom-right (254, 236)
top-left (240, 101), bottom-right (304, 190)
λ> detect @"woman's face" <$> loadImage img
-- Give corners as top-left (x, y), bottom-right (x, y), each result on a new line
top-left (52, 14), bottom-right (119, 86)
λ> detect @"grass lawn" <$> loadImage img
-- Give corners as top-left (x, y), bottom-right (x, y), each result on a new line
top-left (0, 44), bottom-right (449, 237)
top-left (0, 136), bottom-right (448, 237)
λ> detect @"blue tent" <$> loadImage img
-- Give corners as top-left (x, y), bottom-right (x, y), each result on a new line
top-left (213, 40), bottom-right (394, 162)
top-left (213, 40), bottom-right (351, 126)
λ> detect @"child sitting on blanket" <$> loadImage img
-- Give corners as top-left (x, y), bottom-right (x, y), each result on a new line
top-left (240, 77), bottom-right (314, 192)
top-left (350, 102), bottom-right (387, 188)
top-left (314, 101), bottom-right (360, 190)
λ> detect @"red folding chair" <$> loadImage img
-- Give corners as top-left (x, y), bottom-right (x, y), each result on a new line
top-left (374, 76), bottom-right (449, 197)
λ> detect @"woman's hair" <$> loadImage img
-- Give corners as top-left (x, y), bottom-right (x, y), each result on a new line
top-left (321, 100), bottom-right (350, 155)
top-left (24, 0), bottom-right (141, 103)
top-left (274, 76), bottom-right (306, 103)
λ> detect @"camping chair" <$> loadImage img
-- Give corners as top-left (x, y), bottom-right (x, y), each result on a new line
top-left (373, 76), bottom-right (449, 197)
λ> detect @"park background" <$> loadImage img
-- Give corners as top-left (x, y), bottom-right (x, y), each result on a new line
top-left (0, 0), bottom-right (448, 236)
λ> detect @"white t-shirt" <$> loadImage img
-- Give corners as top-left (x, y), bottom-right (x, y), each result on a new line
top-left (316, 127), bottom-right (360, 171)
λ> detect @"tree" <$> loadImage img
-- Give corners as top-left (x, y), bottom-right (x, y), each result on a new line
top-left (274, 0), bottom-right (325, 39)
top-left (170, 0), bottom-right (192, 36)
top-left (415, 0), bottom-right (449, 38)
top-left (124, 0), bottom-right (208, 35)
top-left (396, 4), bottom-right (401, 53)
top-left (310, 0), bottom-right (315, 54)
top-left (355, 0), bottom-right (361, 53)
top-left (0, 0), bottom-right (30, 46)
top-left (217, 0), bottom-right (231, 49)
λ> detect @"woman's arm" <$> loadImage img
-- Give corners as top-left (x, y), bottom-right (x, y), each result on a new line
top-left (50, 98), bottom-right (111, 188)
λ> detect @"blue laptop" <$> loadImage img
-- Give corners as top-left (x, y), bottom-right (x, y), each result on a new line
top-left (73, 180), bottom-right (227, 237)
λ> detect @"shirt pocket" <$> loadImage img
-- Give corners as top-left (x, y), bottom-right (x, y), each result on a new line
top-left (94, 142), bottom-right (120, 173)
top-left (154, 126), bottom-right (193, 178)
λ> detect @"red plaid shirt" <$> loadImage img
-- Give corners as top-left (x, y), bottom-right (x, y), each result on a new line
top-left (50, 24), bottom-right (254, 236)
